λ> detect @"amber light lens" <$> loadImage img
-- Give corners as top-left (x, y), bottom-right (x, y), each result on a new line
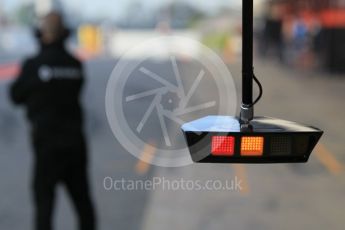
top-left (241, 136), bottom-right (264, 156)
top-left (211, 136), bottom-right (235, 156)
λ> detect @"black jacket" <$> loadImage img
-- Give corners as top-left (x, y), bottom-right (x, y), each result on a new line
top-left (10, 41), bottom-right (85, 152)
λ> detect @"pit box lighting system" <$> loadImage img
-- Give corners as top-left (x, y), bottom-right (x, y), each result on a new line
top-left (181, 0), bottom-right (323, 164)
top-left (182, 116), bottom-right (322, 163)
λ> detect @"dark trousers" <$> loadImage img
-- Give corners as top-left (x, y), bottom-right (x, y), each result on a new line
top-left (32, 143), bottom-right (96, 230)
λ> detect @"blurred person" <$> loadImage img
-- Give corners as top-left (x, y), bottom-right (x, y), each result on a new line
top-left (292, 18), bottom-right (308, 51)
top-left (259, 2), bottom-right (284, 61)
top-left (9, 11), bottom-right (96, 230)
top-left (290, 13), bottom-right (317, 69)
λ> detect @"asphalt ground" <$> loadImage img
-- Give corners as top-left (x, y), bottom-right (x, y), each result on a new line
top-left (0, 57), bottom-right (344, 230)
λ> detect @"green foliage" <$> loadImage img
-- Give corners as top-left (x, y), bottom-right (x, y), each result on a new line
top-left (15, 3), bottom-right (35, 26)
top-left (202, 32), bottom-right (229, 51)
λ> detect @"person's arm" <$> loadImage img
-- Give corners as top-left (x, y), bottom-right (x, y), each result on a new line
top-left (10, 60), bottom-right (35, 105)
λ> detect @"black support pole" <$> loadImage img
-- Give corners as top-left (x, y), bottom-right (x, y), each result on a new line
top-left (240, 0), bottom-right (254, 124)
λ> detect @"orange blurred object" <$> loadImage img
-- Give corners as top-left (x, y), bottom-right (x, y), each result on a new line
top-left (320, 9), bottom-right (345, 28)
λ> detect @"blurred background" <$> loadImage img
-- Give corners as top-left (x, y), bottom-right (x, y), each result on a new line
top-left (1, 0), bottom-right (345, 229)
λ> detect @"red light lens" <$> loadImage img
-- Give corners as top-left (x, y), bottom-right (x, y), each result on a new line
top-left (211, 136), bottom-right (235, 156)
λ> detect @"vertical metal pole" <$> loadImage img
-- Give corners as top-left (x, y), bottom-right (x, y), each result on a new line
top-left (240, 0), bottom-right (254, 123)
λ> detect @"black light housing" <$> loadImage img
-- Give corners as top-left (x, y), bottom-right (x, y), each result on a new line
top-left (182, 116), bottom-right (323, 163)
